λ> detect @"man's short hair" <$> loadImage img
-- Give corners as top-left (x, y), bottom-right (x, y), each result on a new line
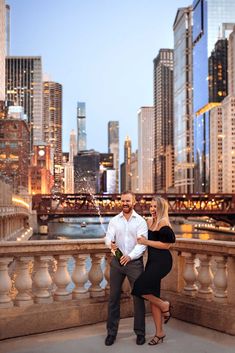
top-left (121, 190), bottom-right (136, 201)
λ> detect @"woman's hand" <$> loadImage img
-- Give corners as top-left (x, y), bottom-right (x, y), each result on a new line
top-left (137, 236), bottom-right (148, 245)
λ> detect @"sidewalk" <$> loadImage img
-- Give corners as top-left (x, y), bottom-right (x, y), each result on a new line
top-left (0, 315), bottom-right (234, 353)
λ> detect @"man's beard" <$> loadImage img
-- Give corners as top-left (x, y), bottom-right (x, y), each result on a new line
top-left (122, 205), bottom-right (133, 213)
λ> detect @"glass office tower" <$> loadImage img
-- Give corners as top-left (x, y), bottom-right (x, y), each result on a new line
top-left (193, 0), bottom-right (235, 192)
top-left (173, 6), bottom-right (194, 193)
top-left (77, 101), bottom-right (87, 152)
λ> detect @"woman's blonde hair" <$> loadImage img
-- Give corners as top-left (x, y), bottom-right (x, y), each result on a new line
top-left (152, 196), bottom-right (170, 226)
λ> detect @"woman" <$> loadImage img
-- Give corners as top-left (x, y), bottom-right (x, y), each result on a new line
top-left (132, 196), bottom-right (175, 345)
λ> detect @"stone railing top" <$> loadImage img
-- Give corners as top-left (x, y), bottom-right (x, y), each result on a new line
top-left (172, 237), bottom-right (235, 256)
top-left (0, 238), bottom-right (109, 257)
top-left (0, 237), bottom-right (235, 257)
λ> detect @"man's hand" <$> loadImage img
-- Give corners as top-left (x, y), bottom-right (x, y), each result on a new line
top-left (111, 241), bottom-right (118, 251)
top-left (120, 255), bottom-right (131, 266)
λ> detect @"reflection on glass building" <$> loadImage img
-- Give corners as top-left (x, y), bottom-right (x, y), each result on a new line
top-left (193, 0), bottom-right (235, 192)
top-left (77, 101), bottom-right (87, 152)
top-left (173, 6), bottom-right (194, 193)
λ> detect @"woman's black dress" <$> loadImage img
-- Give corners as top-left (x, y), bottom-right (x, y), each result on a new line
top-left (132, 226), bottom-right (175, 298)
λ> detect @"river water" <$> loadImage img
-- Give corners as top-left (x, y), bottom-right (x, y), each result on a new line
top-left (32, 217), bottom-right (235, 242)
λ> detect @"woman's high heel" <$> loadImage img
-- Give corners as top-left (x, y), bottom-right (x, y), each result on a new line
top-left (162, 303), bottom-right (172, 324)
top-left (148, 335), bottom-right (166, 345)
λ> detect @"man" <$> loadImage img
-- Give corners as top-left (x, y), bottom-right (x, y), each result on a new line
top-left (104, 191), bottom-right (148, 346)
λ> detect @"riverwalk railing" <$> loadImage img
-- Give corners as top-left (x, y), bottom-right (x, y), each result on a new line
top-left (0, 238), bottom-right (234, 339)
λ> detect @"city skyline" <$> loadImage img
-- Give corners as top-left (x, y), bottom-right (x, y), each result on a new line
top-left (7, 0), bottom-right (190, 158)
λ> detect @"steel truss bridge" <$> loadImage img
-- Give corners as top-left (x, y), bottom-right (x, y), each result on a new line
top-left (32, 193), bottom-right (235, 226)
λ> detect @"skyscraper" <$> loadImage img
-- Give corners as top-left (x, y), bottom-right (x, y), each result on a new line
top-left (153, 49), bottom-right (174, 192)
top-left (221, 26), bottom-right (235, 193)
top-left (0, 0), bottom-right (6, 101)
top-left (123, 136), bottom-right (132, 191)
top-left (108, 121), bottom-right (119, 192)
top-left (69, 129), bottom-right (77, 164)
top-left (173, 6), bottom-right (194, 193)
top-left (77, 102), bottom-right (87, 151)
top-left (6, 56), bottom-right (43, 149)
top-left (43, 81), bottom-right (63, 191)
top-left (5, 3), bottom-right (10, 56)
top-left (192, 0), bottom-right (235, 192)
top-left (138, 107), bottom-right (154, 193)
top-left (74, 150), bottom-right (100, 194)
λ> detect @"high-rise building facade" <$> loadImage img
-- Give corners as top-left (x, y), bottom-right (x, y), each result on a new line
top-left (130, 150), bottom-right (138, 193)
top-left (208, 39), bottom-right (228, 103)
top-left (28, 144), bottom-right (53, 194)
top-left (192, 0), bottom-right (235, 192)
top-left (74, 150), bottom-right (100, 193)
top-left (0, 113), bottom-right (30, 192)
top-left (0, 0), bottom-right (6, 101)
top-left (121, 136), bottom-right (131, 191)
top-left (173, 7), bottom-right (194, 193)
top-left (153, 49), bottom-right (174, 192)
top-left (221, 27), bottom-right (235, 193)
top-left (77, 102), bottom-right (87, 151)
top-left (43, 81), bottom-right (62, 191)
top-left (209, 106), bottom-right (223, 192)
top-left (108, 121), bottom-right (119, 192)
top-left (69, 129), bottom-right (77, 164)
top-left (5, 3), bottom-right (10, 55)
top-left (6, 57), bottom-right (43, 149)
top-left (138, 107), bottom-right (154, 193)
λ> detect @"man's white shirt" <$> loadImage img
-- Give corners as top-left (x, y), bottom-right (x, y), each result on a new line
top-left (105, 210), bottom-right (148, 260)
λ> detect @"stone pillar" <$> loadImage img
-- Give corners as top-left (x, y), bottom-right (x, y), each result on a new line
top-left (182, 252), bottom-right (198, 296)
top-left (33, 256), bottom-right (53, 303)
top-left (0, 257), bottom-right (13, 308)
top-left (53, 255), bottom-right (72, 301)
top-left (197, 254), bottom-right (213, 299)
top-left (72, 254), bottom-right (89, 299)
top-left (226, 256), bottom-right (235, 305)
top-left (14, 257), bottom-right (34, 306)
top-left (122, 276), bottom-right (131, 295)
top-left (213, 256), bottom-right (228, 302)
top-left (88, 254), bottom-right (104, 297)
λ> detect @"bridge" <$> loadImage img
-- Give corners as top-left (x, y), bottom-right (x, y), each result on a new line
top-left (32, 193), bottom-right (235, 225)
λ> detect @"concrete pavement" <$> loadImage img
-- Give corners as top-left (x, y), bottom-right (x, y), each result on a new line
top-left (0, 315), bottom-right (234, 353)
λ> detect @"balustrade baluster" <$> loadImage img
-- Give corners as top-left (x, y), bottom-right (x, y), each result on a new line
top-left (33, 256), bottom-right (53, 303)
top-left (213, 256), bottom-right (228, 302)
top-left (72, 254), bottom-right (89, 299)
top-left (15, 257), bottom-right (34, 306)
top-left (122, 277), bottom-right (131, 295)
top-left (104, 253), bottom-right (111, 295)
top-left (88, 254), bottom-right (104, 297)
top-left (197, 254), bottom-right (213, 299)
top-left (0, 257), bottom-right (13, 308)
top-left (182, 252), bottom-right (198, 296)
top-left (53, 255), bottom-right (72, 301)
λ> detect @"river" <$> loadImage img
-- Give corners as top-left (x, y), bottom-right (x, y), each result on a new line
top-left (31, 217), bottom-right (235, 242)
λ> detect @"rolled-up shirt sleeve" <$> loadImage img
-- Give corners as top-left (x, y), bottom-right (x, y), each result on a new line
top-left (105, 219), bottom-right (116, 248)
top-left (128, 218), bottom-right (148, 260)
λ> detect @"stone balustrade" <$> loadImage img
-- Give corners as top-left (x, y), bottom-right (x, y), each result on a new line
top-left (0, 237), bottom-right (235, 340)
top-left (161, 238), bottom-right (235, 335)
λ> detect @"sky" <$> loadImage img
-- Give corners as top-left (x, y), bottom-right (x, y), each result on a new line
top-left (7, 0), bottom-right (191, 162)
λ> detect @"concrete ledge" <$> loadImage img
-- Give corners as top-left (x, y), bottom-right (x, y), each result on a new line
top-left (162, 290), bottom-right (235, 335)
top-left (0, 295), bottom-right (134, 340)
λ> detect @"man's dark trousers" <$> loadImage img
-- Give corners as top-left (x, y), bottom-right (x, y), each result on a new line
top-left (106, 257), bottom-right (145, 337)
